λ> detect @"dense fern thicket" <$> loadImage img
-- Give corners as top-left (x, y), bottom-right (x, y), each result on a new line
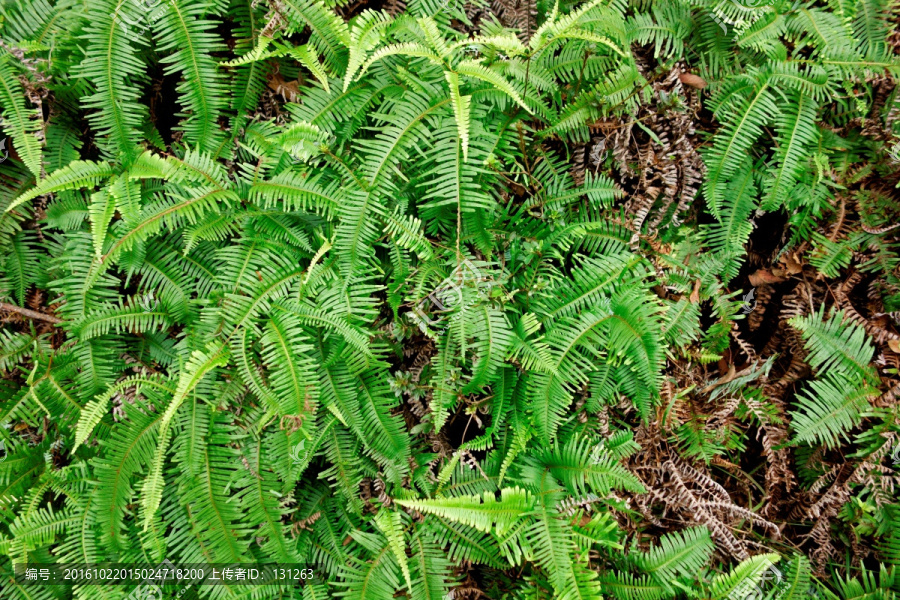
top-left (0, 0), bottom-right (899, 597)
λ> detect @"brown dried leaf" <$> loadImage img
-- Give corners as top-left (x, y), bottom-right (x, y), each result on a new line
top-left (781, 252), bottom-right (803, 274)
top-left (689, 279), bottom-right (701, 303)
top-left (678, 72), bottom-right (707, 89)
top-left (267, 73), bottom-right (300, 102)
top-left (749, 269), bottom-right (786, 286)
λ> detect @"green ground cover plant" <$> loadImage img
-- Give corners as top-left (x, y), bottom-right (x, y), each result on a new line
top-left (0, 0), bottom-right (900, 597)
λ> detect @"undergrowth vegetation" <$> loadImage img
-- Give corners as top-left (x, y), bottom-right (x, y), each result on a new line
top-left (0, 0), bottom-right (899, 597)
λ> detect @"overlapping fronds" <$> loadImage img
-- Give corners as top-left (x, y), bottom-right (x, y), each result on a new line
top-left (0, 0), bottom-right (898, 598)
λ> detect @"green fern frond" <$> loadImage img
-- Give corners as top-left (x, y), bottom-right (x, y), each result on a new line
top-left (396, 487), bottom-right (534, 535)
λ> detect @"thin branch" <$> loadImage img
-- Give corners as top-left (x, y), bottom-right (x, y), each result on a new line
top-left (0, 302), bottom-right (63, 325)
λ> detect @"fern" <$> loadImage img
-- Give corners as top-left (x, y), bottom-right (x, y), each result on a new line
top-left (789, 307), bottom-right (878, 385)
top-left (0, 52), bottom-right (43, 177)
top-left (0, 0), bottom-right (898, 597)
top-left (154, 0), bottom-right (229, 156)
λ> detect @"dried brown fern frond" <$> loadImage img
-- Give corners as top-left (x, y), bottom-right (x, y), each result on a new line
top-left (837, 272), bottom-right (900, 344)
top-left (626, 418), bottom-right (779, 561)
top-left (596, 64), bottom-right (704, 236)
top-left (748, 283), bottom-right (773, 331)
top-left (383, 0), bottom-right (407, 17)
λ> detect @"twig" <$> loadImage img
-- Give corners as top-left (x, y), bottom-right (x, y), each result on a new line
top-left (700, 362), bottom-right (764, 394)
top-left (0, 302), bottom-right (63, 325)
